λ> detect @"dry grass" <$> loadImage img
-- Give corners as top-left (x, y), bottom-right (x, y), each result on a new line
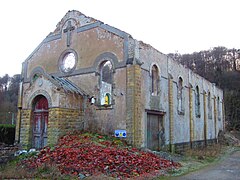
top-left (0, 161), bottom-right (76, 179)
top-left (184, 144), bottom-right (224, 161)
top-left (0, 162), bottom-right (33, 179)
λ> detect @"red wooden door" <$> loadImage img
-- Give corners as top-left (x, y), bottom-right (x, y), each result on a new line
top-left (33, 96), bottom-right (48, 149)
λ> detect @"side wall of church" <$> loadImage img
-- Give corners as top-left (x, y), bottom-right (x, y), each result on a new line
top-left (138, 42), bottom-right (224, 151)
top-left (139, 44), bottom-right (170, 149)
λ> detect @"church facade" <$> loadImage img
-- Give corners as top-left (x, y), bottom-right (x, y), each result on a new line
top-left (16, 10), bottom-right (224, 152)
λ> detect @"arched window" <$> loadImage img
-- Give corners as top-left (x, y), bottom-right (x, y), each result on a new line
top-left (99, 60), bottom-right (113, 106)
top-left (177, 77), bottom-right (183, 113)
top-left (151, 65), bottom-right (159, 96)
top-left (208, 92), bottom-right (212, 119)
top-left (101, 61), bottom-right (112, 84)
top-left (104, 93), bottom-right (110, 105)
top-left (30, 66), bottom-right (45, 84)
top-left (32, 73), bottom-right (43, 87)
top-left (217, 97), bottom-right (221, 120)
top-left (33, 74), bottom-right (40, 82)
top-left (195, 86), bottom-right (200, 117)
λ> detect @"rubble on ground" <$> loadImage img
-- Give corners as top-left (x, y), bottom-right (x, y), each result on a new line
top-left (19, 132), bottom-right (181, 179)
top-left (0, 143), bottom-right (19, 164)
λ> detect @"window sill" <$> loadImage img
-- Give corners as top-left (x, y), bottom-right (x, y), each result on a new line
top-left (178, 110), bottom-right (185, 115)
top-left (96, 104), bottom-right (113, 110)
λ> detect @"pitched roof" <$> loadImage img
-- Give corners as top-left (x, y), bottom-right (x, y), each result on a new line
top-left (34, 73), bottom-right (93, 97)
top-left (49, 75), bottom-right (89, 96)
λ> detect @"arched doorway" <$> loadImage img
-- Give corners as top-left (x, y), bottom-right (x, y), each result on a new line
top-left (32, 95), bottom-right (48, 149)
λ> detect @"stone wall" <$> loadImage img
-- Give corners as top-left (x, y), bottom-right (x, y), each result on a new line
top-left (168, 76), bottom-right (174, 152)
top-left (25, 23), bottom-right (125, 81)
top-left (19, 109), bottom-right (32, 149)
top-left (175, 139), bottom-right (217, 154)
top-left (18, 108), bottom-right (83, 148)
top-left (48, 108), bottom-right (83, 146)
top-left (17, 10), bottom-right (225, 152)
top-left (126, 64), bottom-right (142, 147)
top-left (138, 40), bottom-right (224, 151)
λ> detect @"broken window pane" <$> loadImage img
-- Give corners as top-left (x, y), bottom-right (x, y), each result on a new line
top-left (61, 52), bottom-right (76, 73)
top-left (101, 61), bottom-right (112, 84)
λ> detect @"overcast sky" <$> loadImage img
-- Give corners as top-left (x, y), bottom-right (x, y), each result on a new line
top-left (0, 0), bottom-right (239, 76)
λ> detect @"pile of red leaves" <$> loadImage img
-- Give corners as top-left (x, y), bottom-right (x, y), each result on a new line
top-left (20, 132), bottom-right (181, 178)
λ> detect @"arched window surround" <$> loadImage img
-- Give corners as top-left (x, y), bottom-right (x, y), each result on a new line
top-left (30, 66), bottom-right (45, 84)
top-left (208, 91), bottom-right (212, 119)
top-left (217, 96), bottom-right (221, 121)
top-left (98, 60), bottom-right (114, 107)
top-left (149, 63), bottom-right (160, 96)
top-left (94, 52), bottom-right (117, 108)
top-left (177, 76), bottom-right (184, 114)
top-left (195, 85), bottom-right (201, 118)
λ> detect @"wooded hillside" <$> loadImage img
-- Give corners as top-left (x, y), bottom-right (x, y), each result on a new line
top-left (168, 46), bottom-right (240, 130)
top-left (0, 74), bottom-right (20, 124)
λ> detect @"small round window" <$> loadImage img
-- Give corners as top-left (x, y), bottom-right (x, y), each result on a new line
top-left (59, 50), bottom-right (77, 73)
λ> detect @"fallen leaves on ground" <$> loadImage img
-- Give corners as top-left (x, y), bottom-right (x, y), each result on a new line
top-left (20, 132), bottom-right (181, 178)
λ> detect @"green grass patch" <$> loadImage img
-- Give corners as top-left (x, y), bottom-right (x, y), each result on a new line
top-left (0, 124), bottom-right (15, 128)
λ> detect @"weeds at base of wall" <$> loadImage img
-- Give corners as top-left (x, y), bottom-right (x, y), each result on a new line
top-left (184, 144), bottom-right (223, 160)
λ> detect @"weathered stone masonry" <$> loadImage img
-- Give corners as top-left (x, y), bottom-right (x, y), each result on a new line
top-left (19, 109), bottom-right (31, 148)
top-left (168, 75), bottom-right (174, 152)
top-left (126, 64), bottom-right (142, 147)
top-left (16, 10), bottom-right (224, 152)
top-left (48, 108), bottom-right (83, 146)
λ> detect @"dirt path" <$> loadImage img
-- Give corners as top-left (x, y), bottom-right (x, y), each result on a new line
top-left (173, 150), bottom-right (240, 180)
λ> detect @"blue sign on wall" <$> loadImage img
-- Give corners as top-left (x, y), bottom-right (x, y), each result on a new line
top-left (115, 130), bottom-right (127, 138)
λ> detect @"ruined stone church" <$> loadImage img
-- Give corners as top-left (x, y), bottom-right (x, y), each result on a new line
top-left (15, 10), bottom-right (224, 152)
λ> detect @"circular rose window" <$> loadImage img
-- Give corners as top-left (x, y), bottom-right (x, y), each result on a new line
top-left (59, 50), bottom-right (77, 73)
